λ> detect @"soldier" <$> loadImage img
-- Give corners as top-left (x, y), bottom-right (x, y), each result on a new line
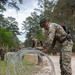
top-left (36, 18), bottom-right (73, 75)
top-left (0, 48), bottom-right (4, 60)
top-left (30, 37), bottom-right (42, 47)
top-left (30, 37), bottom-right (43, 65)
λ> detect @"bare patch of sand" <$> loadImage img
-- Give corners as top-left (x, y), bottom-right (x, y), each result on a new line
top-left (49, 55), bottom-right (75, 75)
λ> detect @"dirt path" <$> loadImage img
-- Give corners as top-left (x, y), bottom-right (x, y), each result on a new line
top-left (49, 55), bottom-right (75, 75)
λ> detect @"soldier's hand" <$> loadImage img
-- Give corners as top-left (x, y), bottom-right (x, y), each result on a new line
top-left (35, 47), bottom-right (44, 50)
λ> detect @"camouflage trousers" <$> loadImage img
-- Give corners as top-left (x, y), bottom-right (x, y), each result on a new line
top-left (60, 40), bottom-right (73, 75)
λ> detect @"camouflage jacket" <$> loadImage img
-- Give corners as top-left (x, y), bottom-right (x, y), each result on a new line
top-left (43, 23), bottom-right (73, 49)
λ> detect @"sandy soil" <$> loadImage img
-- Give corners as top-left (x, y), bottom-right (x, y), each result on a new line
top-left (49, 55), bottom-right (75, 75)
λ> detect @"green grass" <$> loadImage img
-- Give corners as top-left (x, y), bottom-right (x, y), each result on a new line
top-left (0, 58), bottom-right (41, 75)
top-left (0, 60), bottom-right (7, 75)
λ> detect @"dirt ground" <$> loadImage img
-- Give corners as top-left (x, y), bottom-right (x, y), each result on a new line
top-left (49, 55), bottom-right (75, 75)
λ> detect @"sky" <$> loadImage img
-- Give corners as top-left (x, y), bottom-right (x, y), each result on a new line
top-left (3, 0), bottom-right (38, 42)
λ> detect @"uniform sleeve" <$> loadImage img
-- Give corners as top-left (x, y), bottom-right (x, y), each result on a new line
top-left (43, 26), bottom-right (56, 49)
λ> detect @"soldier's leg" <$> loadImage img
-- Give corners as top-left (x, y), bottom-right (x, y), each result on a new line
top-left (37, 55), bottom-right (43, 65)
top-left (1, 50), bottom-right (4, 61)
top-left (60, 51), bottom-right (62, 71)
top-left (60, 51), bottom-right (72, 75)
top-left (60, 45), bottom-right (73, 75)
top-left (1, 53), bottom-right (4, 60)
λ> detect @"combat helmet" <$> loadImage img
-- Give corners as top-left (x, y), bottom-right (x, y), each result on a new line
top-left (39, 18), bottom-right (49, 28)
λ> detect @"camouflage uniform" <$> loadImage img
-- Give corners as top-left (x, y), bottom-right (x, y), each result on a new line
top-left (43, 23), bottom-right (73, 75)
top-left (30, 38), bottom-right (43, 65)
top-left (0, 48), bottom-right (4, 60)
top-left (31, 38), bottom-right (42, 47)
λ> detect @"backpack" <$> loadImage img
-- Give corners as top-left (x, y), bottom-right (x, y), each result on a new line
top-left (62, 22), bottom-right (70, 34)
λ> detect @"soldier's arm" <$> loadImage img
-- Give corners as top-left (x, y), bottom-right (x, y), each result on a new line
top-left (36, 46), bottom-right (44, 50)
top-left (43, 26), bottom-right (56, 49)
top-left (51, 38), bottom-right (57, 49)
